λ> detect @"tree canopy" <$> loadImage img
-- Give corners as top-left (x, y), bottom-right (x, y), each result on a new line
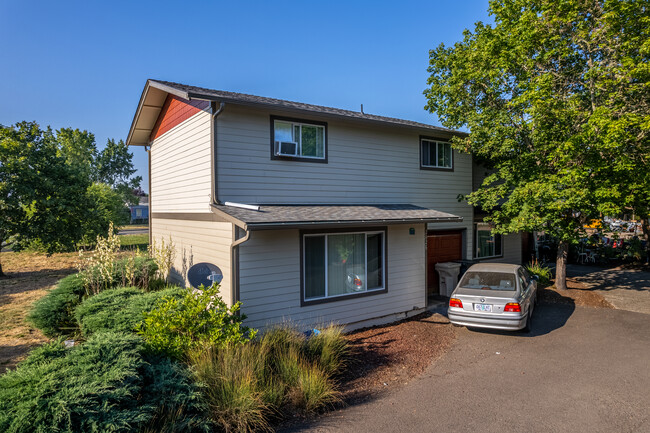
top-left (0, 121), bottom-right (141, 274)
top-left (424, 0), bottom-right (649, 288)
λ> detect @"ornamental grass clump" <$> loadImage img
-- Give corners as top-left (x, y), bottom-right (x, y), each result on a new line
top-left (149, 235), bottom-right (176, 282)
top-left (305, 325), bottom-right (349, 378)
top-left (137, 284), bottom-right (256, 359)
top-left (190, 345), bottom-right (272, 433)
top-left (77, 221), bottom-right (121, 295)
top-left (525, 258), bottom-right (553, 286)
top-left (187, 324), bottom-right (348, 431)
top-left (293, 361), bottom-right (341, 413)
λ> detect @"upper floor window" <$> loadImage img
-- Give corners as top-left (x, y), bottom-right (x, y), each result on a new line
top-left (271, 116), bottom-right (327, 162)
top-left (420, 137), bottom-right (453, 170)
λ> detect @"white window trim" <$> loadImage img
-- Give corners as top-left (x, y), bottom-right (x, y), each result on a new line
top-left (303, 230), bottom-right (386, 302)
top-left (274, 119), bottom-right (326, 160)
top-left (474, 223), bottom-right (503, 259)
top-left (421, 138), bottom-right (453, 169)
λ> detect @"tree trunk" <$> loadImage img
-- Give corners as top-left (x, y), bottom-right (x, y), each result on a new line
top-left (555, 241), bottom-right (569, 290)
top-left (641, 217), bottom-right (650, 265)
top-left (0, 236), bottom-right (4, 277)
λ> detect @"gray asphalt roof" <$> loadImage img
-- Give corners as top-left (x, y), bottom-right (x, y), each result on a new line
top-left (149, 79), bottom-right (463, 135)
top-left (211, 203), bottom-right (462, 230)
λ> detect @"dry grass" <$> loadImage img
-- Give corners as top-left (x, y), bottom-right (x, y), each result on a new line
top-left (0, 251), bottom-right (78, 372)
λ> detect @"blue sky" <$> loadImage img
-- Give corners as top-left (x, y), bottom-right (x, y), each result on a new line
top-left (0, 0), bottom-right (491, 190)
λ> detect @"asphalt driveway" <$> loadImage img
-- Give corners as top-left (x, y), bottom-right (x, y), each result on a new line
top-left (285, 304), bottom-right (650, 433)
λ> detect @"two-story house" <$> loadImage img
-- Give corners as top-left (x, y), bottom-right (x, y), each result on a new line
top-left (126, 80), bottom-right (523, 330)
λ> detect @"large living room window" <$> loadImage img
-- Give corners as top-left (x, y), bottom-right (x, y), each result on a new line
top-left (475, 223), bottom-right (503, 259)
top-left (271, 116), bottom-right (327, 162)
top-left (302, 230), bottom-right (386, 303)
top-left (420, 137), bottom-right (453, 170)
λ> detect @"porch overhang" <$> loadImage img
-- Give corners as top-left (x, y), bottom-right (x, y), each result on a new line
top-left (210, 203), bottom-right (463, 231)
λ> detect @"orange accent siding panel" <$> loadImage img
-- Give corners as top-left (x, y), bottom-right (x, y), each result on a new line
top-left (150, 95), bottom-right (210, 141)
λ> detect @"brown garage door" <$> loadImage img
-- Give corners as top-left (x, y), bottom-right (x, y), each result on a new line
top-left (427, 230), bottom-right (463, 296)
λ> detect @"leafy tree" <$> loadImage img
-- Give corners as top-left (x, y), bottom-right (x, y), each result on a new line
top-left (95, 138), bottom-right (143, 206)
top-left (0, 122), bottom-right (56, 275)
top-left (83, 183), bottom-right (130, 243)
top-left (0, 122), bottom-right (143, 261)
top-left (0, 122), bottom-right (90, 269)
top-left (57, 127), bottom-right (97, 179)
top-left (424, 0), bottom-right (649, 288)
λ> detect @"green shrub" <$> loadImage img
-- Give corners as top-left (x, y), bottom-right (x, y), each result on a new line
top-left (112, 256), bottom-right (159, 289)
top-left (138, 284), bottom-right (256, 359)
top-left (27, 273), bottom-right (85, 336)
top-left (75, 286), bottom-right (185, 336)
top-left (28, 257), bottom-right (159, 338)
top-left (139, 355), bottom-right (213, 433)
top-left (525, 259), bottom-right (553, 286)
top-left (0, 332), bottom-right (211, 433)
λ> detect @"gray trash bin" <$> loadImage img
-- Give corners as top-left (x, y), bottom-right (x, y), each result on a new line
top-left (435, 262), bottom-right (462, 297)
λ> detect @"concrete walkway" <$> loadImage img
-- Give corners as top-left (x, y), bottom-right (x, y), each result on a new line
top-left (567, 264), bottom-right (650, 314)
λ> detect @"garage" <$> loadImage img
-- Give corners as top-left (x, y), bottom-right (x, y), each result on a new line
top-left (427, 230), bottom-right (463, 298)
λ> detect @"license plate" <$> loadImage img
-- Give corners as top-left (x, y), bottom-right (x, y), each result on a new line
top-left (474, 303), bottom-right (492, 312)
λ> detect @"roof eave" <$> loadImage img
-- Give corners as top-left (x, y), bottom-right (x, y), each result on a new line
top-left (210, 203), bottom-right (463, 231)
top-left (245, 217), bottom-right (463, 230)
top-left (126, 80), bottom-right (193, 147)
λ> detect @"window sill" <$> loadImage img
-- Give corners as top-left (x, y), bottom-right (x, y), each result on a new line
top-left (271, 154), bottom-right (328, 164)
top-left (301, 287), bottom-right (387, 307)
top-left (420, 165), bottom-right (454, 172)
top-left (473, 254), bottom-right (504, 261)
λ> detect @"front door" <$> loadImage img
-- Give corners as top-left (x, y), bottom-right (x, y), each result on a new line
top-left (427, 230), bottom-right (463, 297)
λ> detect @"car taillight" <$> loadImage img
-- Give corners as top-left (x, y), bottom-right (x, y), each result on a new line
top-left (504, 302), bottom-right (521, 312)
top-left (354, 278), bottom-right (362, 286)
top-left (449, 298), bottom-right (463, 308)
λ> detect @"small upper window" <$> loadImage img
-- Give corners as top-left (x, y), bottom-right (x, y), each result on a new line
top-left (421, 138), bottom-right (452, 169)
top-left (272, 117), bottom-right (326, 161)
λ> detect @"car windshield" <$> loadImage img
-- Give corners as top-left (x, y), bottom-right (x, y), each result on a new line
top-left (459, 271), bottom-right (517, 291)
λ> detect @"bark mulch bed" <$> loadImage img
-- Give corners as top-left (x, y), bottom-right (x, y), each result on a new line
top-left (538, 278), bottom-right (614, 309)
top-left (339, 311), bottom-right (456, 404)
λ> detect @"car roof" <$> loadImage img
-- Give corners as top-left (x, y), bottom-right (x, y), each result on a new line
top-left (465, 263), bottom-right (521, 273)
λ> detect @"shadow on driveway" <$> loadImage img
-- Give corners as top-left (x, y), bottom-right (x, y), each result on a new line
top-left (466, 301), bottom-right (575, 338)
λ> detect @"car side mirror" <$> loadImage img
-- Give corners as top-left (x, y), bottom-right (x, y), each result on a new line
top-left (531, 275), bottom-right (539, 281)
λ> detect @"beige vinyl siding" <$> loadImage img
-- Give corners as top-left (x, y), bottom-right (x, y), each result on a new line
top-left (238, 224), bottom-right (426, 331)
top-left (150, 110), bottom-right (212, 213)
top-left (216, 105), bottom-right (472, 213)
top-left (215, 104), bottom-right (473, 258)
top-left (151, 218), bottom-right (234, 305)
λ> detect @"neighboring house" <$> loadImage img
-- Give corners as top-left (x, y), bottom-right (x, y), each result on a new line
top-left (129, 196), bottom-right (149, 224)
top-left (126, 79), bottom-right (522, 330)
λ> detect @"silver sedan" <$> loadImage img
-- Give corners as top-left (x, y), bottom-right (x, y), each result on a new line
top-left (448, 263), bottom-right (538, 332)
